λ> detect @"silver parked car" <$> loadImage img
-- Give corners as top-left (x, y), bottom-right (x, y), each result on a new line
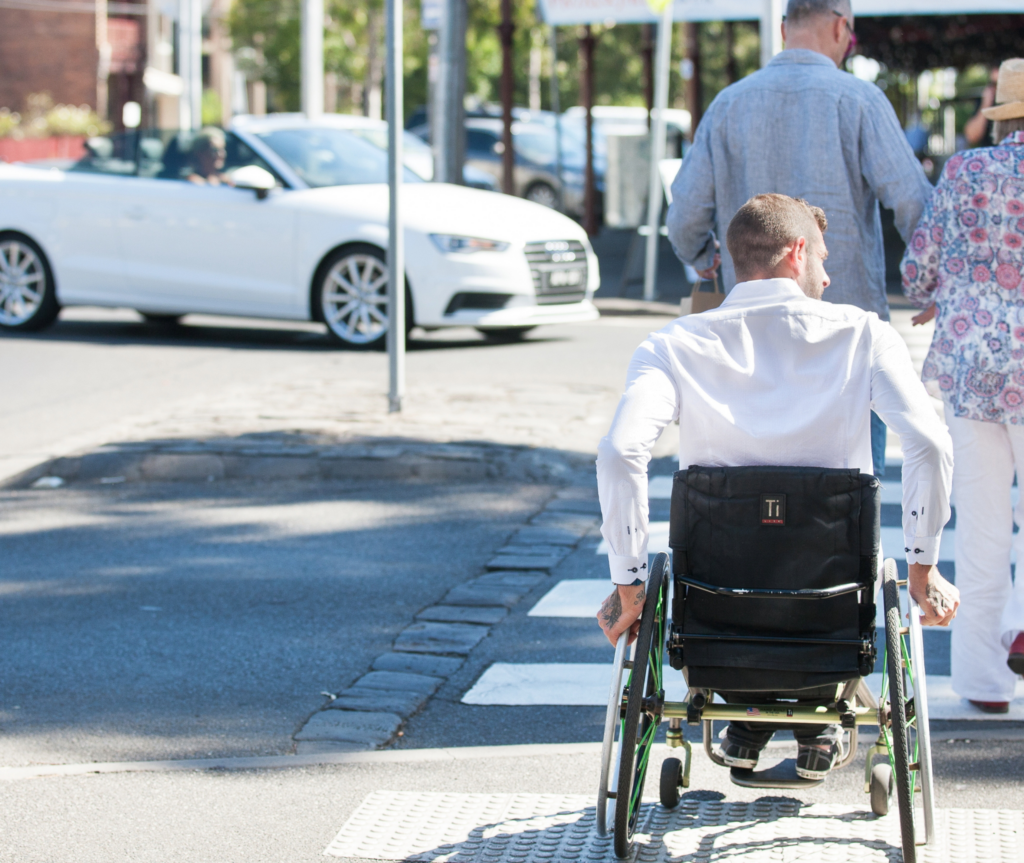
top-left (463, 118), bottom-right (590, 218)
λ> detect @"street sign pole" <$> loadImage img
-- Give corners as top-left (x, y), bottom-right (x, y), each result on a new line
top-left (641, 0), bottom-right (672, 301)
top-left (301, 0), bottom-right (324, 118)
top-left (386, 0), bottom-right (405, 413)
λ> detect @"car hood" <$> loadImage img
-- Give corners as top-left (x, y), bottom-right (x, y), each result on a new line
top-left (285, 182), bottom-right (589, 246)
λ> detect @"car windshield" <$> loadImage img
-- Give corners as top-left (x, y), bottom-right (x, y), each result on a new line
top-left (253, 127), bottom-right (422, 187)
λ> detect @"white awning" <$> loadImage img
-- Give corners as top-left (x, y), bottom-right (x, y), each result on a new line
top-left (537, 0), bottom-right (1024, 25)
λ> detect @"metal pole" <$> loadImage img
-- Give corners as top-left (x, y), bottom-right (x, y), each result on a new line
top-left (434, 0), bottom-right (465, 184)
top-left (548, 25), bottom-right (563, 211)
top-left (760, 0), bottom-right (783, 68)
top-left (498, 0), bottom-right (515, 195)
top-left (641, 2), bottom-right (671, 302)
top-left (301, 0), bottom-right (324, 118)
top-left (386, 0), bottom-right (405, 413)
top-left (189, 0), bottom-right (201, 128)
top-left (177, 0), bottom-right (190, 129)
top-left (580, 25), bottom-right (597, 237)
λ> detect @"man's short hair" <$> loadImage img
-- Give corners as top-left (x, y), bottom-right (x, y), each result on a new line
top-left (726, 194), bottom-right (827, 280)
top-left (785, 0), bottom-right (850, 26)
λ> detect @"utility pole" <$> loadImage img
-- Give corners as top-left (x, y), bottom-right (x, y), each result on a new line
top-left (685, 22), bottom-right (702, 134)
top-left (434, 0), bottom-right (466, 184)
top-left (548, 25), bottom-right (563, 211)
top-left (95, 0), bottom-right (110, 121)
top-left (498, 0), bottom-right (515, 195)
top-left (301, 0), bottom-right (324, 118)
top-left (641, 23), bottom-right (654, 128)
top-left (725, 21), bottom-right (737, 85)
top-left (641, 1), bottom-right (672, 301)
top-left (386, 0), bottom-right (405, 413)
top-left (579, 25), bottom-right (597, 236)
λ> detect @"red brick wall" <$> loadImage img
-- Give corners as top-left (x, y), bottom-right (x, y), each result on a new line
top-left (0, 9), bottom-right (98, 112)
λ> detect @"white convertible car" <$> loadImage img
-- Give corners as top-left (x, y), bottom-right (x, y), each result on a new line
top-left (0, 114), bottom-right (599, 347)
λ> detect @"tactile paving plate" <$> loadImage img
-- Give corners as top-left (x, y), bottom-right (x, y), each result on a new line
top-left (324, 792), bottom-right (1024, 862)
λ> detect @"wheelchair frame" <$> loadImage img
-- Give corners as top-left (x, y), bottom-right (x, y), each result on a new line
top-left (597, 553), bottom-right (936, 862)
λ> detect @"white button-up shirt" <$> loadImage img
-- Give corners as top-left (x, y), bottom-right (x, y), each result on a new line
top-left (597, 278), bottom-right (953, 585)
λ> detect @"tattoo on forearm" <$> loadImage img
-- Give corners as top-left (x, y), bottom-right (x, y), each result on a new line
top-left (633, 586), bottom-right (645, 606)
top-left (600, 592), bottom-right (623, 630)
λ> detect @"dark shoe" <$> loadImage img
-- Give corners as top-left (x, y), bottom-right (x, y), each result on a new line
top-left (796, 742), bottom-right (841, 780)
top-left (717, 734), bottom-right (760, 770)
top-left (969, 700), bottom-right (1010, 714)
top-left (1008, 633), bottom-right (1024, 675)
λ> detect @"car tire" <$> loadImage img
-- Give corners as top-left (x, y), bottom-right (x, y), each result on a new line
top-left (314, 244), bottom-right (411, 351)
top-left (140, 313), bottom-right (183, 326)
top-left (0, 232), bottom-right (60, 332)
top-left (525, 182), bottom-right (558, 210)
top-left (476, 326), bottom-right (536, 343)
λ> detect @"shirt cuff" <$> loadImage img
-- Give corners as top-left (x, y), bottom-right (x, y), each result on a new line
top-left (904, 536), bottom-right (940, 566)
top-left (609, 553), bottom-right (649, 585)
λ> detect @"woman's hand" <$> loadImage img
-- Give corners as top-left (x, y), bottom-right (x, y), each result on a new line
top-left (911, 305), bottom-right (936, 326)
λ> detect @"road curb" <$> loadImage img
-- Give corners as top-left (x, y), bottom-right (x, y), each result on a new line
top-left (4, 438), bottom-right (595, 490)
top-left (294, 486), bottom-right (602, 753)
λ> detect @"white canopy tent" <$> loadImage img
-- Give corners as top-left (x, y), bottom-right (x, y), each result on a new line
top-left (538, 0), bottom-right (1024, 25)
top-left (536, 0), bottom-right (1024, 300)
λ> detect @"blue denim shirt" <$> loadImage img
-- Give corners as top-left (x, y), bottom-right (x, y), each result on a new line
top-left (667, 49), bottom-right (932, 319)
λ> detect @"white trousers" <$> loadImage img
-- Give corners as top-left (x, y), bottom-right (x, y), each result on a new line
top-left (947, 414), bottom-right (1024, 702)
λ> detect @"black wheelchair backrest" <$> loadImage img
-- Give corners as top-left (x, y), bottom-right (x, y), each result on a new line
top-left (668, 465), bottom-right (880, 692)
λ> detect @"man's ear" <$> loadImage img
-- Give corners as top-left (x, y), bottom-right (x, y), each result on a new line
top-left (787, 236), bottom-right (808, 268)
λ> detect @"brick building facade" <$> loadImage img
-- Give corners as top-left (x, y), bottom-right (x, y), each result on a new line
top-left (0, 7), bottom-right (99, 113)
top-left (0, 3), bottom-right (144, 127)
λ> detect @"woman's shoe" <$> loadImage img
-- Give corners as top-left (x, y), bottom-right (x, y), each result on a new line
top-left (1008, 633), bottom-right (1024, 675)
top-left (969, 700), bottom-right (1010, 714)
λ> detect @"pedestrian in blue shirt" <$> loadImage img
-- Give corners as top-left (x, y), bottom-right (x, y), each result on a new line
top-left (667, 0), bottom-right (932, 477)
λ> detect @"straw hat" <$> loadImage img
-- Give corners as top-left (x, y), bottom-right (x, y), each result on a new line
top-left (982, 59), bottom-right (1024, 121)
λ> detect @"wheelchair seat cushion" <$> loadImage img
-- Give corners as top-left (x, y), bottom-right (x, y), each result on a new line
top-left (669, 465), bottom-right (880, 692)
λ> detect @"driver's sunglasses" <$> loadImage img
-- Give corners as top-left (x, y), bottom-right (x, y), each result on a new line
top-left (833, 10), bottom-right (857, 61)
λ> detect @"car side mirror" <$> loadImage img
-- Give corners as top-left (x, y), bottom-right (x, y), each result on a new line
top-left (230, 165), bottom-right (277, 200)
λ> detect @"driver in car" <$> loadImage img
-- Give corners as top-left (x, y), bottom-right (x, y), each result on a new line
top-left (595, 193), bottom-right (960, 781)
top-left (187, 128), bottom-right (232, 186)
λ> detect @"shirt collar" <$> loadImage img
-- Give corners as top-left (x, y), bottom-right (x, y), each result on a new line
top-left (1000, 131), bottom-right (1024, 146)
top-left (720, 278), bottom-right (809, 308)
top-left (767, 48), bottom-right (838, 69)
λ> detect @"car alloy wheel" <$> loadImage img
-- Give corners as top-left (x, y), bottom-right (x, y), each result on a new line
top-left (321, 250), bottom-right (390, 347)
top-left (0, 234), bottom-right (59, 331)
top-left (526, 182), bottom-right (558, 210)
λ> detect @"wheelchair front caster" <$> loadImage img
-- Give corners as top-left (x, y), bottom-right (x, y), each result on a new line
top-left (869, 762), bottom-right (894, 816)
top-left (660, 757), bottom-right (683, 809)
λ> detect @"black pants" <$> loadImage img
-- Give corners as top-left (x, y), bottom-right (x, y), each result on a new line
top-left (719, 685), bottom-right (841, 751)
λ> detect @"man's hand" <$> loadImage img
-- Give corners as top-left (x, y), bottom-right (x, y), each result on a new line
top-left (911, 305), bottom-right (936, 326)
top-left (908, 563), bottom-right (959, 626)
top-left (696, 253), bottom-right (721, 282)
top-left (597, 582), bottom-right (647, 646)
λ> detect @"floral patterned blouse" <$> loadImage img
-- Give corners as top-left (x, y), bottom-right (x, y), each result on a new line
top-left (900, 131), bottom-right (1024, 425)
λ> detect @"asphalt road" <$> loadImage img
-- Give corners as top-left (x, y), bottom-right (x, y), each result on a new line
top-left (2, 308), bottom-right (1022, 862)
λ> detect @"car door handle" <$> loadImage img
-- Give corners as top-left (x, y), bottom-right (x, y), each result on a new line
top-left (124, 206), bottom-right (146, 221)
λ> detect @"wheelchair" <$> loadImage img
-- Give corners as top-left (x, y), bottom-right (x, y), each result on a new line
top-left (597, 466), bottom-right (936, 862)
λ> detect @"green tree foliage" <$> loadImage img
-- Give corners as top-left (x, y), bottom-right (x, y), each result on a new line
top-left (226, 0), bottom-right (760, 121)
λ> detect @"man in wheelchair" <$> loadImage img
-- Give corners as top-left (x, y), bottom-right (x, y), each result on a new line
top-left (595, 193), bottom-right (959, 782)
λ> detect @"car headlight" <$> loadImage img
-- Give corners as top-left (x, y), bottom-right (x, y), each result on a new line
top-left (430, 234), bottom-right (509, 254)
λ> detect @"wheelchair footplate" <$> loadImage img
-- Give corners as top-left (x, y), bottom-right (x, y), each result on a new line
top-left (729, 758), bottom-right (823, 790)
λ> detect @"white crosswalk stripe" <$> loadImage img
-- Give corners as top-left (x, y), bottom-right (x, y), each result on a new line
top-left (462, 659), bottom-right (1024, 719)
top-left (464, 571), bottom-right (1024, 717)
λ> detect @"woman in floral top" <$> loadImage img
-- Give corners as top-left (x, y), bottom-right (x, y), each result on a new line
top-left (900, 58), bottom-right (1024, 713)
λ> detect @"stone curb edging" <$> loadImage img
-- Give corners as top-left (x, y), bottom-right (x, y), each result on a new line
top-left (0, 742), bottom-right (608, 781)
top-left (293, 489), bottom-right (602, 753)
top-left (4, 439), bottom-right (596, 490)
